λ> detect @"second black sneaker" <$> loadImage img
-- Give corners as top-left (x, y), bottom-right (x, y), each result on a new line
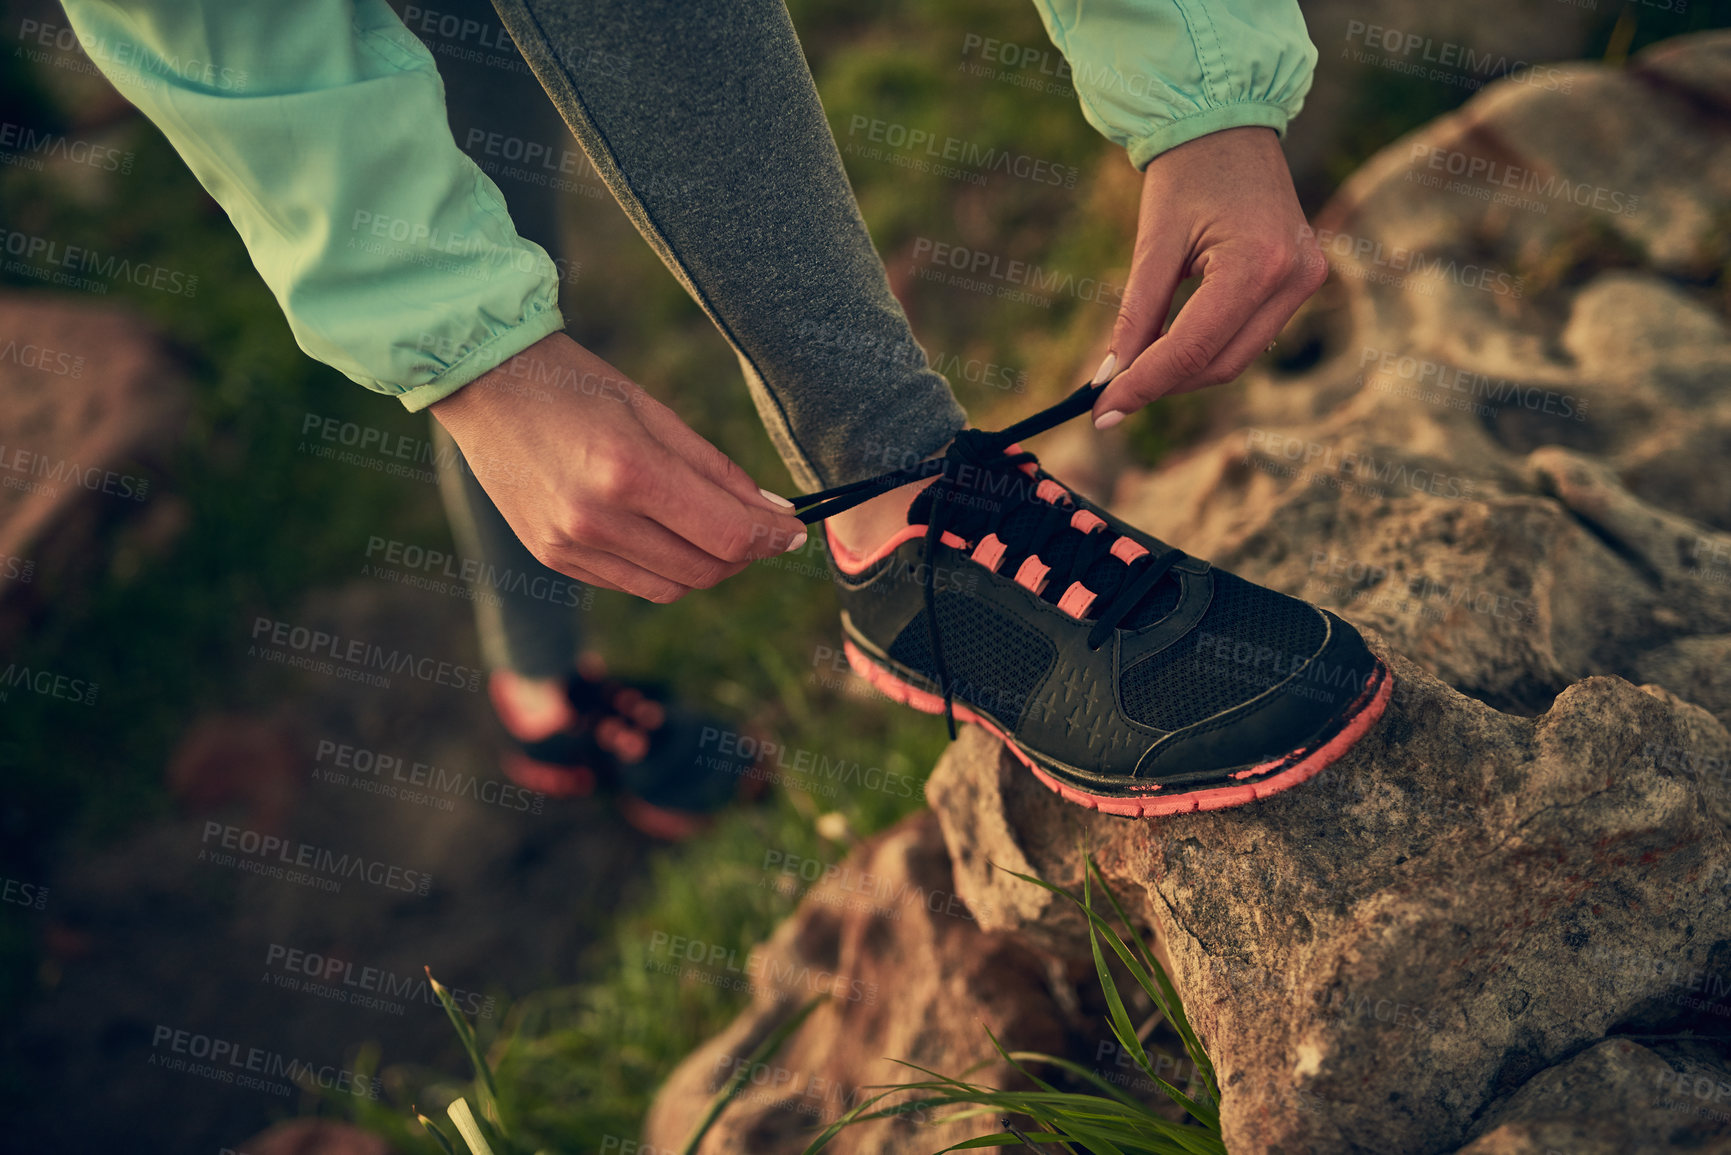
top-left (792, 383), bottom-right (1391, 817)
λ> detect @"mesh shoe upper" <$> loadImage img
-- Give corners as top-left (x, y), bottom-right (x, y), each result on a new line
top-left (794, 382), bottom-right (1384, 793)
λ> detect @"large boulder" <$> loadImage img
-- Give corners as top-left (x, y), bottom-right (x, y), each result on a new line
top-left (642, 812), bottom-right (1069, 1154)
top-left (649, 32), bottom-right (1731, 1155)
top-left (0, 292), bottom-right (188, 635)
top-left (931, 650), bottom-right (1731, 1154)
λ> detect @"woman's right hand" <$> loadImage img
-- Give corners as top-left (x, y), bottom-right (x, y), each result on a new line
top-left (431, 332), bottom-right (809, 602)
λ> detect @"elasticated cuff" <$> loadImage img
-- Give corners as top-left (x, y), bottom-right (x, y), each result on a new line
top-left (394, 304), bottom-right (567, 412)
top-left (1126, 102), bottom-right (1291, 170)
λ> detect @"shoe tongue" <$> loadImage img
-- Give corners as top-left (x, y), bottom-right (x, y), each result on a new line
top-left (906, 474), bottom-right (1182, 628)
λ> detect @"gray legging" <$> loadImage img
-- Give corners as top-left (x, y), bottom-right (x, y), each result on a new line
top-left (428, 0), bottom-right (967, 678)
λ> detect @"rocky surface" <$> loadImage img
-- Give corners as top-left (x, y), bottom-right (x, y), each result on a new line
top-left (932, 651), bottom-right (1731, 1154)
top-left (0, 291), bottom-right (189, 638)
top-left (650, 32), bottom-right (1731, 1155)
top-left (1455, 1038), bottom-right (1731, 1155)
top-left (643, 811), bottom-right (1072, 1155)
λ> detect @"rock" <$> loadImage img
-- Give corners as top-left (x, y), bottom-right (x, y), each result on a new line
top-left (928, 647), bottom-right (1731, 1153)
top-left (1455, 1039), bottom-right (1731, 1155)
top-left (1277, 0), bottom-right (1610, 209)
top-left (0, 291), bottom-right (188, 626)
top-left (1115, 33), bottom-right (1731, 716)
top-left (642, 811), bottom-right (1068, 1154)
top-left (658, 32), bottom-right (1731, 1155)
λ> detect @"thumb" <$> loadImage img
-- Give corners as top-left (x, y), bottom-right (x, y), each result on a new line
top-left (1091, 228), bottom-right (1190, 427)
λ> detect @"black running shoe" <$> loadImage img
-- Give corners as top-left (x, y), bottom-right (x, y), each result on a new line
top-left (791, 383), bottom-right (1391, 817)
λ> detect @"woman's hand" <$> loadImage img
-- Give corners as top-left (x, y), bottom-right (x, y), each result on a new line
top-left (1091, 126), bottom-right (1327, 428)
top-left (431, 332), bottom-right (809, 603)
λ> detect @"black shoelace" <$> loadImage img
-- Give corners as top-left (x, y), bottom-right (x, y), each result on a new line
top-left (792, 381), bottom-right (1185, 736)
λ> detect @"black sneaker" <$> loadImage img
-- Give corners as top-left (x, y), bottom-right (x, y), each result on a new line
top-left (792, 383), bottom-right (1391, 817)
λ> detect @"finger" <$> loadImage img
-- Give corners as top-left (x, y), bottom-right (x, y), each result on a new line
top-left (582, 509), bottom-right (756, 591)
top-left (1095, 244), bottom-right (1289, 417)
top-left (553, 540), bottom-right (695, 604)
top-left (629, 449), bottom-right (810, 565)
top-left (1162, 255), bottom-right (1326, 397)
top-left (633, 388), bottom-right (798, 511)
top-left (527, 538), bottom-right (655, 598)
top-left (1095, 221), bottom-right (1192, 389)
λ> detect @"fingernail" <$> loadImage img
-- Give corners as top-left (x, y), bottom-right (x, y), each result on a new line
top-left (758, 487), bottom-right (794, 509)
top-left (785, 530), bottom-right (808, 553)
top-left (1094, 410), bottom-right (1126, 431)
top-left (1089, 352), bottom-right (1117, 386)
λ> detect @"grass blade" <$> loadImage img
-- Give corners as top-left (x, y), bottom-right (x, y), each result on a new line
top-left (1088, 859), bottom-right (1216, 1092)
top-left (447, 1098), bottom-right (498, 1155)
top-left (414, 1111), bottom-right (460, 1155)
top-left (426, 967), bottom-right (504, 1134)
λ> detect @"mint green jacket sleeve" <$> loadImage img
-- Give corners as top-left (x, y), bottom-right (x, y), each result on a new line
top-left (59, 0), bottom-right (564, 410)
top-left (1030, 0), bottom-right (1317, 169)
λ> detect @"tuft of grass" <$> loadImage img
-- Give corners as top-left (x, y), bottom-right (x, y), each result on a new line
top-left (801, 853), bottom-right (1221, 1155)
top-left (381, 852), bottom-right (1218, 1155)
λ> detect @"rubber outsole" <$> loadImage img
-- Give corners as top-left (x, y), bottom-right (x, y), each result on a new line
top-left (842, 638), bottom-right (1394, 818)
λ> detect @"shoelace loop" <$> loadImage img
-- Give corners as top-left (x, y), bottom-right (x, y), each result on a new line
top-left (792, 382), bottom-right (1183, 736)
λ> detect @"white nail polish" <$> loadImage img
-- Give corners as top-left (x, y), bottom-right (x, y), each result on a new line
top-left (785, 530), bottom-right (808, 553)
top-left (1089, 352), bottom-right (1118, 386)
top-left (1094, 410), bottom-right (1126, 431)
top-left (758, 487), bottom-right (794, 509)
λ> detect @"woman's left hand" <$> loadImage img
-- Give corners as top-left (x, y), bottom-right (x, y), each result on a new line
top-left (1091, 125), bottom-right (1327, 428)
